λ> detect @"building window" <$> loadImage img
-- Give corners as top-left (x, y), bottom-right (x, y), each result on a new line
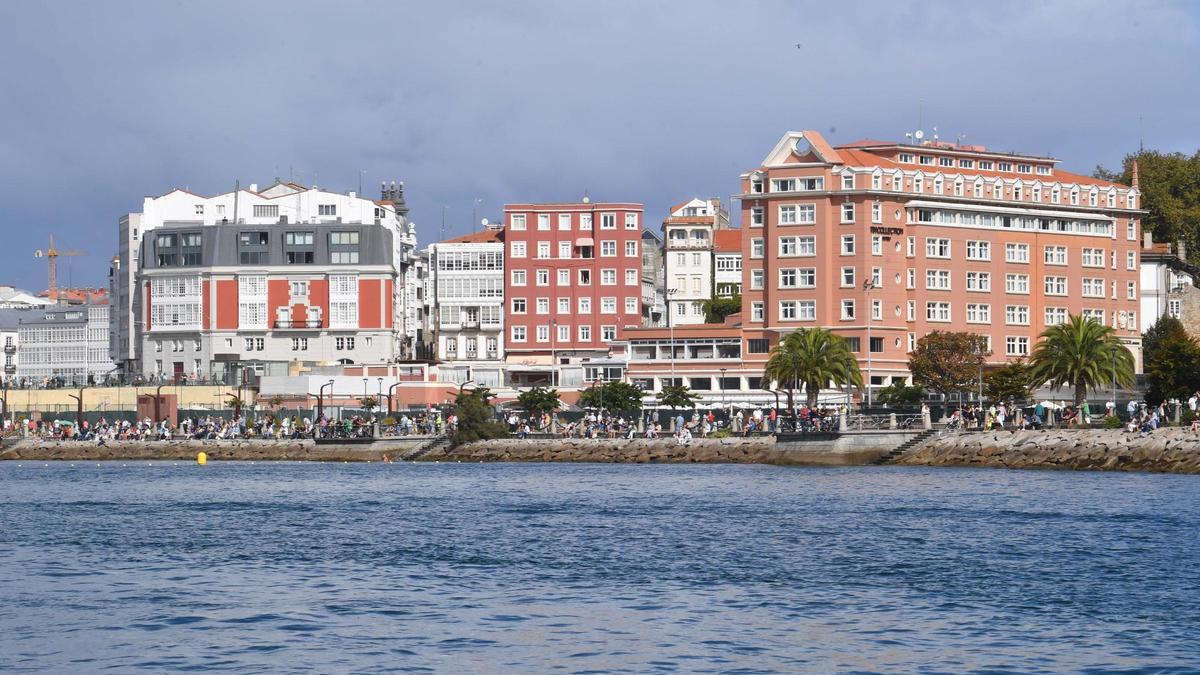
top-left (318, 204), bottom-right (337, 216)
top-left (751, 302), bottom-right (764, 322)
top-left (1081, 278), bottom-right (1105, 298)
top-left (841, 299), bottom-right (855, 320)
top-left (557, 298), bottom-right (570, 314)
top-left (511, 270), bottom-right (526, 286)
top-left (510, 242), bottom-right (526, 258)
top-left (966, 303), bottom-right (991, 324)
top-left (511, 214), bottom-right (526, 230)
top-left (601, 241), bottom-right (616, 257)
top-left (558, 269), bottom-right (570, 286)
top-left (536, 325), bottom-right (550, 342)
top-left (537, 242), bottom-right (550, 259)
top-left (1127, 280), bottom-right (1137, 300)
top-left (925, 238), bottom-right (950, 259)
top-left (906, 236), bottom-right (915, 257)
top-left (1044, 245), bottom-right (1068, 265)
top-left (537, 214), bottom-right (550, 230)
top-left (578, 325), bottom-right (592, 341)
top-left (625, 213), bottom-right (639, 229)
top-left (1006, 336), bottom-right (1030, 356)
top-left (871, 202), bottom-right (881, 224)
top-left (558, 213), bottom-right (572, 230)
top-left (1006, 273), bottom-right (1030, 294)
top-left (751, 207), bottom-right (764, 227)
top-left (578, 297), bottom-right (591, 313)
top-left (966, 271), bottom-right (991, 292)
top-left (840, 235), bottom-right (855, 255)
top-left (511, 326), bottom-right (526, 342)
top-left (1005, 243), bottom-right (1029, 263)
top-left (601, 213), bottom-right (616, 230)
top-left (926, 302), bottom-right (951, 322)
top-left (925, 269), bottom-right (951, 290)
top-left (965, 241), bottom-right (990, 261)
top-left (780, 301), bottom-right (797, 320)
top-left (1044, 276), bottom-right (1068, 296)
top-left (536, 297), bottom-right (550, 314)
top-left (841, 267), bottom-right (855, 287)
top-left (841, 203), bottom-right (855, 223)
top-left (750, 270), bottom-right (764, 290)
top-left (1005, 305), bottom-right (1030, 325)
top-left (512, 298), bottom-right (527, 314)
top-left (871, 235), bottom-right (883, 256)
top-left (625, 297), bottom-right (638, 314)
top-left (252, 204), bottom-right (278, 219)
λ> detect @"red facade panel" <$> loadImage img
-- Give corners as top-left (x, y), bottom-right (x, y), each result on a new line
top-left (215, 279), bottom-right (238, 329)
top-left (359, 278), bottom-right (382, 329)
top-left (267, 279), bottom-right (289, 328)
top-left (309, 279), bottom-right (329, 328)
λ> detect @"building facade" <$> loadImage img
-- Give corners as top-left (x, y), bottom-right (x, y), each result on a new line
top-left (623, 128), bottom-right (1144, 406)
top-left (16, 303), bottom-right (113, 385)
top-left (428, 227), bottom-right (506, 388)
top-left (113, 180), bottom-right (421, 382)
top-left (662, 198), bottom-right (730, 326)
top-left (503, 201), bottom-right (643, 387)
top-left (740, 129), bottom-right (1143, 394)
top-left (640, 228), bottom-right (666, 327)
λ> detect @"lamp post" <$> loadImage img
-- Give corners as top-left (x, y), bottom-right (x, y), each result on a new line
top-left (377, 377), bottom-right (383, 410)
top-left (550, 318), bottom-right (557, 387)
top-left (667, 288), bottom-right (679, 387)
top-left (362, 377), bottom-right (368, 412)
top-left (388, 381), bottom-right (401, 416)
top-left (1111, 350), bottom-right (1117, 417)
top-left (318, 379), bottom-right (334, 421)
top-left (719, 367), bottom-right (727, 414)
top-left (863, 279), bottom-right (878, 408)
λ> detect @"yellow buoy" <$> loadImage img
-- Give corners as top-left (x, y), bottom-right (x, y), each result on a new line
top-left (196, 452), bottom-right (207, 466)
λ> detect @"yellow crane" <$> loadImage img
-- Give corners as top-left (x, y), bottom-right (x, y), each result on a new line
top-left (34, 235), bottom-right (88, 301)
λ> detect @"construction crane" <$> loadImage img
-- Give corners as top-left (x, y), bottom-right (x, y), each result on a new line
top-left (34, 235), bottom-right (88, 301)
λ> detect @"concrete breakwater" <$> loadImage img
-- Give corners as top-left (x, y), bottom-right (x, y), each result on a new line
top-left (898, 429), bottom-right (1200, 474)
top-left (0, 438), bottom-right (431, 463)
top-left (421, 434), bottom-right (915, 465)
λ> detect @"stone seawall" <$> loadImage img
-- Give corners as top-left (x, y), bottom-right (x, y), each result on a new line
top-left (421, 434), bottom-right (913, 465)
top-left (0, 438), bottom-right (430, 463)
top-left (899, 429), bottom-right (1200, 474)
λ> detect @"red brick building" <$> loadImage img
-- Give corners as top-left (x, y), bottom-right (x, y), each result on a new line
top-left (503, 201), bottom-right (644, 386)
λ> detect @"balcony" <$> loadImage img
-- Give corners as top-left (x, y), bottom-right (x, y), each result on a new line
top-left (665, 239), bottom-right (712, 250)
top-left (273, 319), bottom-right (323, 329)
top-left (3, 345), bottom-right (14, 355)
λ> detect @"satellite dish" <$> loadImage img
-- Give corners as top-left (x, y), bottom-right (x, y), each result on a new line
top-left (914, 130), bottom-right (925, 140)
top-left (34, 250), bottom-right (43, 258)
top-left (481, 218), bottom-right (489, 227)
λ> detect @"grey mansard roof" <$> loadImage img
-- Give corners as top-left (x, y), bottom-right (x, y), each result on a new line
top-left (139, 221), bottom-right (395, 270)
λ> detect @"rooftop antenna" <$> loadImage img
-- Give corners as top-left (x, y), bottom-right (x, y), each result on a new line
top-left (1139, 114), bottom-right (1144, 153)
top-left (932, 126), bottom-right (939, 142)
top-left (957, 133), bottom-right (968, 146)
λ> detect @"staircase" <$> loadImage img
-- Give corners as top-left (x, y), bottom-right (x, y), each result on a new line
top-left (872, 428), bottom-right (938, 465)
top-left (401, 436), bottom-right (451, 461)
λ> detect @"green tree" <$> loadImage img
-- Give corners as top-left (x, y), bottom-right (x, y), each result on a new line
top-left (908, 331), bottom-right (989, 411)
top-left (703, 295), bottom-right (742, 324)
top-left (358, 396), bottom-right (379, 415)
top-left (226, 394), bottom-right (245, 418)
top-left (450, 386), bottom-right (507, 447)
top-left (875, 381), bottom-right (925, 407)
top-left (1144, 335), bottom-right (1200, 405)
top-left (1143, 314), bottom-right (1188, 358)
top-left (657, 384), bottom-right (700, 410)
top-left (764, 328), bottom-right (863, 409)
top-left (516, 386), bottom-right (560, 419)
top-left (1094, 150), bottom-right (1200, 253)
top-left (579, 381), bottom-right (645, 413)
top-left (984, 361), bottom-right (1033, 403)
top-left (1028, 315), bottom-right (1136, 408)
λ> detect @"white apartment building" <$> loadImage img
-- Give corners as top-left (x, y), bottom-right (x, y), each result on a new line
top-left (428, 227), bottom-right (506, 388)
top-left (111, 179), bottom-right (423, 383)
top-left (713, 229), bottom-right (743, 300)
top-left (17, 303), bottom-right (114, 385)
top-left (1140, 238), bottom-right (1198, 334)
top-left (663, 198), bottom-right (730, 325)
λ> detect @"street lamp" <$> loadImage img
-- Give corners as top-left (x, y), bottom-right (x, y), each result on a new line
top-left (318, 379), bottom-right (335, 421)
top-left (862, 279), bottom-right (878, 408)
top-left (377, 377), bottom-right (383, 410)
top-left (667, 288), bottom-right (679, 387)
top-left (719, 367), bottom-right (727, 414)
top-left (550, 318), bottom-right (557, 387)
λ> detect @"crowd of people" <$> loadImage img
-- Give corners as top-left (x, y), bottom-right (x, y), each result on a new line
top-left (944, 398), bottom-right (1184, 434)
top-left (6, 410), bottom-right (458, 442)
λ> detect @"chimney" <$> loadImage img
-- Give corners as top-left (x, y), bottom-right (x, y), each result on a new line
top-left (1143, 232), bottom-right (1153, 250)
top-left (249, 183), bottom-right (258, 193)
top-left (1131, 160), bottom-right (1140, 189)
top-left (1178, 239), bottom-right (1187, 262)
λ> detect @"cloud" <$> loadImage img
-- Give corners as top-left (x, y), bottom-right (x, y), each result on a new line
top-left (0, 0), bottom-right (1197, 288)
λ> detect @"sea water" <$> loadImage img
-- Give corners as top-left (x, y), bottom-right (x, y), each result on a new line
top-left (1, 462), bottom-right (1198, 673)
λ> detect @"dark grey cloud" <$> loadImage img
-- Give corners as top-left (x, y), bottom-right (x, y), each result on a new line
top-left (0, 0), bottom-right (1197, 289)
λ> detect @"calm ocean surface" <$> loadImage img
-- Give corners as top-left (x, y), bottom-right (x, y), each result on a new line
top-left (1, 462), bottom-right (1198, 674)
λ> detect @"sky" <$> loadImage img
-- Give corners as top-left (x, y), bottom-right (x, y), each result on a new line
top-left (0, 0), bottom-right (1198, 291)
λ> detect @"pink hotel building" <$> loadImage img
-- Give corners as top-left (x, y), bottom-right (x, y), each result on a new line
top-left (621, 129), bottom-right (1144, 403)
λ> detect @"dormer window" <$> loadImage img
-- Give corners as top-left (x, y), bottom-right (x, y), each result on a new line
top-left (841, 173), bottom-right (854, 190)
top-left (939, 157), bottom-right (954, 167)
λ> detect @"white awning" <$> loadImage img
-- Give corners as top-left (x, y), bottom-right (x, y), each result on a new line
top-left (575, 237), bottom-right (595, 247)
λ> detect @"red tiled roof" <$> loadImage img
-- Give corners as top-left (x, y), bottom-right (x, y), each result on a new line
top-left (836, 139), bottom-right (894, 149)
top-left (441, 229), bottom-right (503, 244)
top-left (713, 229), bottom-right (741, 252)
top-left (669, 199), bottom-right (694, 213)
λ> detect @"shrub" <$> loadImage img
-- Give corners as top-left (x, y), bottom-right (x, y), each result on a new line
top-left (1102, 415), bottom-right (1123, 429)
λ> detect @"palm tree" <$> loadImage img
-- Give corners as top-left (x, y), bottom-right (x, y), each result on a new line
top-left (1027, 314), bottom-right (1135, 409)
top-left (764, 328), bottom-right (864, 409)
